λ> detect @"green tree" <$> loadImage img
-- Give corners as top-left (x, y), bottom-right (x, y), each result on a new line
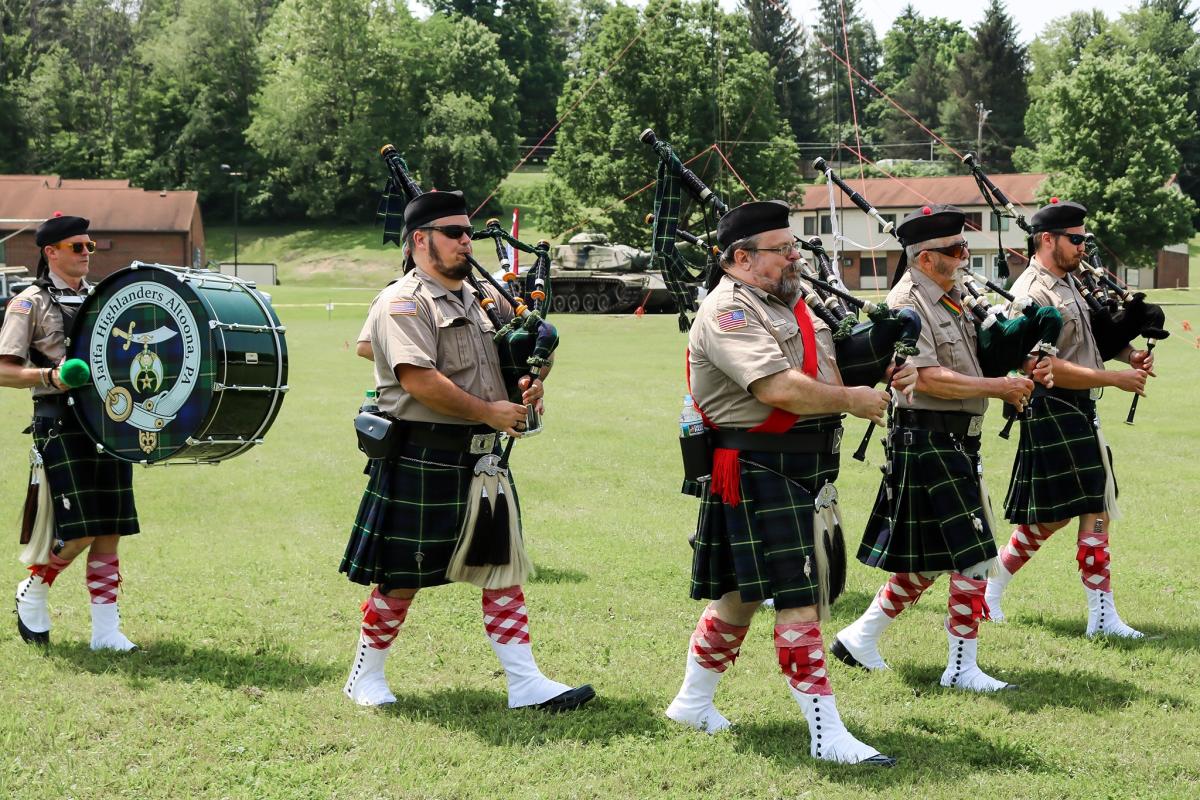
top-left (941, 0), bottom-right (1028, 170)
top-left (1015, 50), bottom-right (1196, 264)
top-left (120, 0), bottom-right (263, 218)
top-left (808, 0), bottom-right (879, 149)
top-left (544, 0), bottom-right (799, 242)
top-left (1027, 10), bottom-right (1109, 95)
top-left (426, 0), bottom-right (568, 143)
top-left (741, 0), bottom-right (819, 146)
top-left (868, 7), bottom-right (968, 159)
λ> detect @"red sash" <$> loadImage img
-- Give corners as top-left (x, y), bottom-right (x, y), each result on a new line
top-left (686, 298), bottom-right (818, 506)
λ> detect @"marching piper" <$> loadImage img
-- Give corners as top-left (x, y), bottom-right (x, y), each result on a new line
top-left (666, 200), bottom-right (916, 766)
top-left (986, 200), bottom-right (1153, 638)
top-left (833, 205), bottom-right (1052, 691)
top-left (1, 214), bottom-right (139, 650)
top-left (340, 189), bottom-right (593, 711)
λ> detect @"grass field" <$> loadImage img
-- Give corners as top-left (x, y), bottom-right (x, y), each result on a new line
top-left (2, 283), bottom-right (1199, 799)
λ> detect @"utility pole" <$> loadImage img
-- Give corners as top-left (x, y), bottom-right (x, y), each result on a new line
top-left (975, 101), bottom-right (991, 155)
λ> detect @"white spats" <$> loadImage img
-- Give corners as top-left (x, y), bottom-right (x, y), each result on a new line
top-left (487, 638), bottom-right (571, 708)
top-left (833, 596), bottom-right (896, 671)
top-left (15, 575), bottom-right (51, 642)
top-left (939, 633), bottom-right (1015, 693)
top-left (344, 632), bottom-right (396, 706)
top-left (665, 649), bottom-right (732, 734)
top-left (984, 562), bottom-right (1014, 623)
top-left (89, 602), bottom-right (137, 652)
top-left (793, 690), bottom-right (895, 766)
top-left (1085, 588), bottom-right (1144, 639)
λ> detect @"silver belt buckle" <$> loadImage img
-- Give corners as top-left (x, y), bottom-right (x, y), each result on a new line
top-left (469, 433), bottom-right (496, 454)
top-left (1088, 388), bottom-right (1102, 401)
top-left (831, 428), bottom-right (843, 454)
top-left (967, 415), bottom-right (984, 437)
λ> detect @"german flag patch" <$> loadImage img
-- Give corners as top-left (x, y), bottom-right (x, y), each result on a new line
top-left (389, 298), bottom-right (418, 316)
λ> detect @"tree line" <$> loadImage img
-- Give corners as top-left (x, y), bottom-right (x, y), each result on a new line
top-left (0, 0), bottom-right (1195, 262)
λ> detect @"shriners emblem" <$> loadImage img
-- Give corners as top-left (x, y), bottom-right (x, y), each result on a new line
top-left (815, 482), bottom-right (838, 510)
top-left (89, 281), bottom-right (202, 455)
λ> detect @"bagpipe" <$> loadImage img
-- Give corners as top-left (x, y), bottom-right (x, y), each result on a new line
top-left (377, 144), bottom-right (557, 426)
top-left (963, 152), bottom-right (1168, 425)
top-left (641, 130), bottom-right (922, 400)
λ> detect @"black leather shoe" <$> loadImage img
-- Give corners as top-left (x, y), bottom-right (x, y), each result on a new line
top-left (535, 684), bottom-right (595, 713)
top-left (830, 639), bottom-right (864, 670)
top-left (15, 605), bottom-right (49, 645)
top-left (862, 754), bottom-right (898, 768)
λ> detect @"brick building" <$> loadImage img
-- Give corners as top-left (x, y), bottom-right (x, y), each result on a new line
top-left (0, 176), bottom-right (204, 280)
top-left (793, 173), bottom-right (1189, 291)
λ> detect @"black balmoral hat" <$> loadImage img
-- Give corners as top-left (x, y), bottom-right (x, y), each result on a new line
top-left (403, 190), bottom-right (469, 232)
top-left (35, 213), bottom-right (89, 247)
top-left (716, 200), bottom-right (791, 250)
top-left (896, 204), bottom-right (965, 247)
top-left (1030, 197), bottom-right (1087, 232)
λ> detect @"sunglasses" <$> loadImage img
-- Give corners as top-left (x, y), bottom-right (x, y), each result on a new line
top-left (1050, 231), bottom-right (1087, 246)
top-left (417, 224), bottom-right (475, 240)
top-left (54, 240), bottom-right (96, 254)
top-left (922, 240), bottom-right (969, 259)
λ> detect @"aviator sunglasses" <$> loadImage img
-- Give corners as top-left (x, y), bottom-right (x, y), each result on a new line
top-left (53, 240), bottom-right (97, 254)
top-left (922, 240), bottom-right (969, 259)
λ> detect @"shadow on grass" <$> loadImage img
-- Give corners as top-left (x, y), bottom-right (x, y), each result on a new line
top-left (892, 663), bottom-right (1192, 712)
top-left (383, 687), bottom-right (665, 745)
top-left (1020, 612), bottom-right (1200, 651)
top-left (733, 715), bottom-right (1050, 782)
top-left (529, 564), bottom-right (588, 584)
top-left (48, 639), bottom-right (339, 691)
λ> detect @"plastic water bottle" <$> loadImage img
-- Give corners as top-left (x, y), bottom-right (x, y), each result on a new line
top-left (360, 390), bottom-right (380, 414)
top-left (679, 394), bottom-right (705, 438)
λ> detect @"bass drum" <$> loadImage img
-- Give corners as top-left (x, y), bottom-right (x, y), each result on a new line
top-left (67, 262), bottom-right (288, 464)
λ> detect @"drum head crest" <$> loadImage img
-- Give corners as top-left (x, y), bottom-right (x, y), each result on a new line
top-left (68, 265), bottom-right (215, 463)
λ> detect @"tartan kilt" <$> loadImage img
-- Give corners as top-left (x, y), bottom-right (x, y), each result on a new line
top-left (1004, 394), bottom-right (1108, 523)
top-left (690, 417), bottom-right (841, 610)
top-left (32, 414), bottom-right (139, 541)
top-left (339, 441), bottom-right (521, 590)
top-left (859, 427), bottom-right (996, 574)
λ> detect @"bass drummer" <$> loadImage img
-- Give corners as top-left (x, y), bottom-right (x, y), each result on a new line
top-left (0, 213), bottom-right (139, 651)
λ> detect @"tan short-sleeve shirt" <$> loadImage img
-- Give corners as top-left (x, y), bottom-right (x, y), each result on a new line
top-left (688, 276), bottom-right (840, 428)
top-left (1008, 258), bottom-right (1104, 370)
top-left (367, 268), bottom-right (512, 424)
top-left (887, 267), bottom-right (987, 415)
top-left (0, 273), bottom-right (89, 398)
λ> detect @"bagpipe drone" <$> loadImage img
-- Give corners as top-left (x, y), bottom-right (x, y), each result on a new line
top-left (963, 152), bottom-right (1167, 425)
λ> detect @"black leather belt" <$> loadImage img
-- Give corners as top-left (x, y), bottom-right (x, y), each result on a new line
top-left (32, 395), bottom-right (66, 419)
top-left (711, 428), bottom-right (843, 454)
top-left (895, 409), bottom-right (983, 438)
top-left (405, 422), bottom-right (498, 454)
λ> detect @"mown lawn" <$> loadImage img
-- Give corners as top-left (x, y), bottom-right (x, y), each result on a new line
top-left (1, 285), bottom-right (1198, 799)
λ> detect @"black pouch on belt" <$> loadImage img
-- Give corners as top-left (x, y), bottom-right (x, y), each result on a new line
top-left (354, 412), bottom-right (403, 459)
top-left (679, 432), bottom-right (713, 484)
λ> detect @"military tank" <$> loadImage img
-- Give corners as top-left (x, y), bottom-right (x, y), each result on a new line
top-left (548, 232), bottom-right (675, 313)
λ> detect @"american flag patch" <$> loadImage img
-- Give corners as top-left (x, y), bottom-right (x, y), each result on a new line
top-left (717, 308), bottom-right (747, 331)
top-left (8, 299), bottom-right (32, 315)
top-left (389, 298), bottom-right (418, 316)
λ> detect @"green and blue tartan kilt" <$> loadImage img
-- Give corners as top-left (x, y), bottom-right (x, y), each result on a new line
top-left (859, 427), bottom-right (996, 574)
top-left (690, 418), bottom-right (841, 610)
top-left (1004, 394), bottom-right (1109, 523)
top-left (32, 414), bottom-right (139, 541)
top-left (339, 441), bottom-right (521, 590)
